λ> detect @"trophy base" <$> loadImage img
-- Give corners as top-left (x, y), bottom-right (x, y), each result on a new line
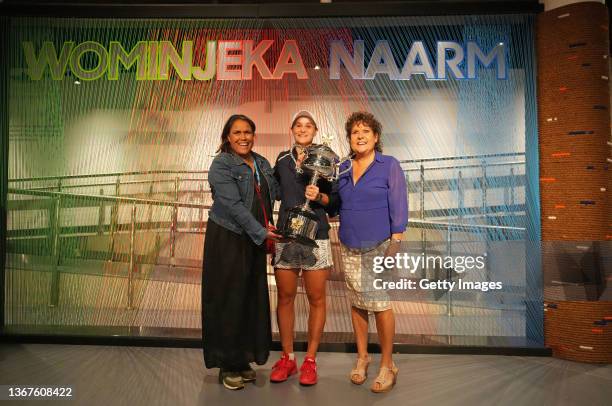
top-left (278, 206), bottom-right (319, 248)
top-left (278, 232), bottom-right (319, 248)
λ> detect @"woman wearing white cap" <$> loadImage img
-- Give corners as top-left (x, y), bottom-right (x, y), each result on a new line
top-left (269, 111), bottom-right (337, 386)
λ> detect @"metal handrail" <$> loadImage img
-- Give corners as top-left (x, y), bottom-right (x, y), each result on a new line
top-left (8, 188), bottom-right (211, 209)
top-left (403, 160), bottom-right (525, 172)
top-left (399, 151), bottom-right (524, 164)
top-left (408, 218), bottom-right (524, 233)
top-left (8, 170), bottom-right (208, 183)
top-left (23, 178), bottom-right (210, 192)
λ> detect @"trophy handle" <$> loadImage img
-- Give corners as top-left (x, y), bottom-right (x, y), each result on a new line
top-left (333, 155), bottom-right (353, 180)
top-left (291, 144), bottom-right (307, 174)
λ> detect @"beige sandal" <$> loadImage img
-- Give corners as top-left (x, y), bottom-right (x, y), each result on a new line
top-left (370, 364), bottom-right (399, 393)
top-left (350, 355), bottom-right (371, 385)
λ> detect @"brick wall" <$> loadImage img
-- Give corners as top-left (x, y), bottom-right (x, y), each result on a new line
top-left (537, 1), bottom-right (611, 363)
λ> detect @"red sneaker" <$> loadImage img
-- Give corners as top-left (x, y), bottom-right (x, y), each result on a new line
top-left (270, 353), bottom-right (297, 383)
top-left (299, 356), bottom-right (318, 386)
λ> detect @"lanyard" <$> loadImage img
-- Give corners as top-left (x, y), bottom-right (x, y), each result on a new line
top-left (249, 157), bottom-right (266, 223)
top-left (253, 159), bottom-right (261, 187)
top-left (253, 171), bottom-right (269, 226)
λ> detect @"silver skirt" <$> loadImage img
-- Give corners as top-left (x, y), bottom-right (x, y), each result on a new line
top-left (341, 240), bottom-right (391, 312)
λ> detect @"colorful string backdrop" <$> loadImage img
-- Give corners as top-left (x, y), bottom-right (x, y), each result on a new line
top-left (5, 14), bottom-right (541, 345)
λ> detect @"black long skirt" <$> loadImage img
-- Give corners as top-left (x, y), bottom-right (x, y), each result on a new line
top-left (201, 219), bottom-right (272, 371)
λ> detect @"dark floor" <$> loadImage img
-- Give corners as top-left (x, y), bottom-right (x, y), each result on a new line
top-left (0, 344), bottom-right (610, 406)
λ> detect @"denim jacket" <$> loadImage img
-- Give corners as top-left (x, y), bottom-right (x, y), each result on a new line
top-left (208, 151), bottom-right (279, 246)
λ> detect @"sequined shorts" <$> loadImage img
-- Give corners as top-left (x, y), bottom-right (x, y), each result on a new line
top-left (273, 239), bottom-right (333, 270)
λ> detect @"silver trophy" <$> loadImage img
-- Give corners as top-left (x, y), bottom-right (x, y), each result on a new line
top-left (279, 143), bottom-right (351, 247)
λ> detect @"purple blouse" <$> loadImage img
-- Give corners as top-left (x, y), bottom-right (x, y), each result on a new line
top-left (337, 152), bottom-right (408, 249)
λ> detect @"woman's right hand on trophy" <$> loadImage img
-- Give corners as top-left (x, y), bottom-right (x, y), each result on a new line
top-left (266, 224), bottom-right (282, 241)
top-left (305, 184), bottom-right (320, 201)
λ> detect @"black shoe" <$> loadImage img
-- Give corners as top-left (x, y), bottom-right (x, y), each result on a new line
top-left (240, 365), bottom-right (256, 382)
top-left (218, 370), bottom-right (245, 390)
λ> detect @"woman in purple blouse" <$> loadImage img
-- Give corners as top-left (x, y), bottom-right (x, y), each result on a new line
top-left (336, 111), bottom-right (407, 393)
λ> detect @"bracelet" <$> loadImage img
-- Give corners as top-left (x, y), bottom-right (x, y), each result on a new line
top-left (391, 238), bottom-right (402, 243)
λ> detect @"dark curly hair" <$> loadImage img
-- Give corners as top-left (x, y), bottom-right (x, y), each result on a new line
top-left (216, 114), bottom-right (256, 154)
top-left (345, 111), bottom-right (383, 153)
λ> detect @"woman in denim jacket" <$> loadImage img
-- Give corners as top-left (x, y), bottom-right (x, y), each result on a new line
top-left (202, 114), bottom-right (281, 390)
